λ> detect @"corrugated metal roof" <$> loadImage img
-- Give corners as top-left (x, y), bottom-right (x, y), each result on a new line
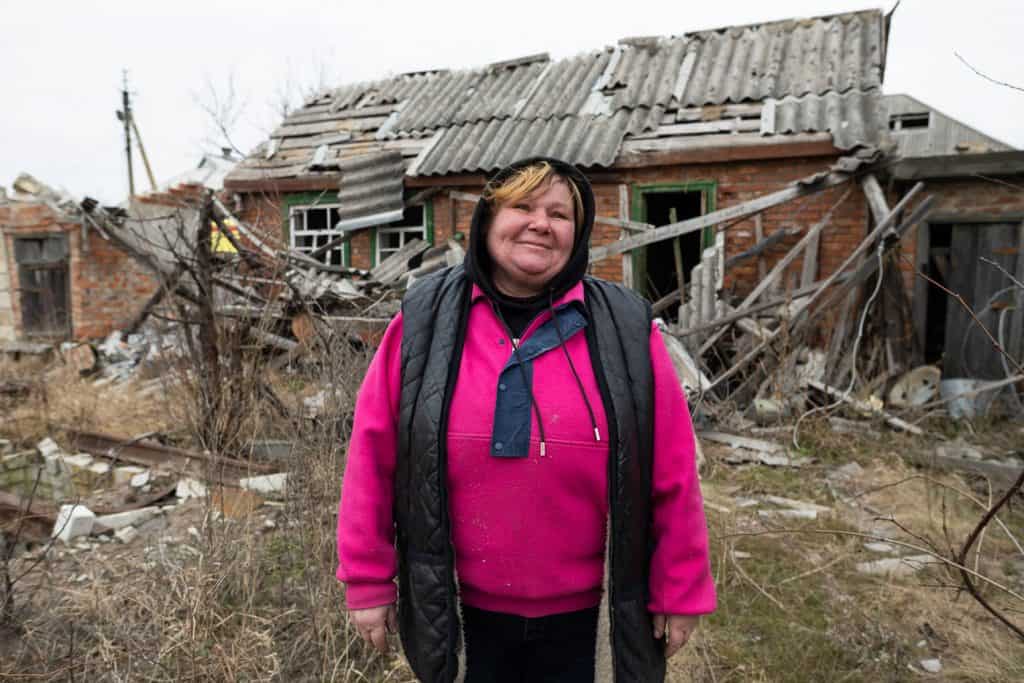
top-left (226, 8), bottom-right (886, 186)
top-left (767, 89), bottom-right (883, 151)
top-left (334, 151), bottom-right (405, 231)
top-left (412, 111), bottom-right (640, 176)
top-left (883, 94), bottom-right (1014, 157)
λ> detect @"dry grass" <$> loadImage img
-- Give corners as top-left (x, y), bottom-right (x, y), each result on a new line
top-left (1, 344), bottom-right (1022, 681)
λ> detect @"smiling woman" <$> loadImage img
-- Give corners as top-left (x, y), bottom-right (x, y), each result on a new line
top-left (336, 157), bottom-right (716, 683)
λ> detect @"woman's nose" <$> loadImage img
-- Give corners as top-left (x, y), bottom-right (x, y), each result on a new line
top-left (527, 209), bottom-right (551, 230)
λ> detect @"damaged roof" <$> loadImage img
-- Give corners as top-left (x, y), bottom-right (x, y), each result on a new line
top-left (226, 8), bottom-right (887, 188)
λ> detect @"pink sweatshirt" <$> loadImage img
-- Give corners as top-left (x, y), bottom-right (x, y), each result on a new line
top-left (336, 282), bottom-right (716, 618)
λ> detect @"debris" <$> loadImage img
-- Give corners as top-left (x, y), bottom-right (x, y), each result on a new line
top-left (210, 487), bottom-right (264, 519)
top-left (131, 470), bottom-right (151, 487)
top-left (864, 542), bottom-right (897, 554)
top-left (919, 658), bottom-right (942, 674)
top-left (36, 437), bottom-right (61, 459)
top-left (53, 504), bottom-right (96, 542)
top-left (887, 366), bottom-right (941, 408)
top-left (940, 378), bottom-right (998, 420)
top-left (758, 509), bottom-right (819, 520)
top-left (115, 526), bottom-right (139, 544)
top-left (113, 465), bottom-right (148, 485)
top-left (762, 495), bottom-right (831, 514)
top-left (176, 478), bottom-right (208, 500)
top-left (855, 554), bottom-right (933, 577)
top-left (94, 506), bottom-right (161, 532)
top-left (805, 380), bottom-right (924, 435)
top-left (238, 472), bottom-right (287, 497)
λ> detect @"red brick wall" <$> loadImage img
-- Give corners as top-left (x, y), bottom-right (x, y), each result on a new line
top-left (237, 156), bottom-right (871, 299)
top-left (0, 202), bottom-right (159, 341)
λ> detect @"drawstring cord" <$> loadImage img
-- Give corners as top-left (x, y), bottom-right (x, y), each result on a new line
top-left (548, 291), bottom-right (601, 443)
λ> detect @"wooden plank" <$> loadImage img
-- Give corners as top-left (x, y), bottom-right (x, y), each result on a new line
top-left (369, 238), bottom-right (430, 284)
top-left (754, 214), bottom-right (767, 280)
top-left (619, 184), bottom-right (634, 290)
top-left (588, 171), bottom-right (854, 263)
top-left (449, 190), bottom-right (482, 203)
top-left (697, 186), bottom-right (854, 355)
top-left (805, 380), bottom-right (924, 435)
top-left (595, 215), bottom-right (653, 232)
top-left (724, 227), bottom-right (791, 270)
top-left (1010, 221), bottom-right (1024, 366)
top-left (861, 174), bottom-right (890, 223)
top-left (800, 227), bottom-right (820, 288)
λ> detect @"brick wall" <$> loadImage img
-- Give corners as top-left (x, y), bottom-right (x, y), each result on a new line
top-left (236, 156), bottom-right (870, 299)
top-left (0, 201), bottom-right (159, 341)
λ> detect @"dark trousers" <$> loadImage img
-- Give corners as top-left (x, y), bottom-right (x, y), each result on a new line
top-left (462, 604), bottom-right (599, 683)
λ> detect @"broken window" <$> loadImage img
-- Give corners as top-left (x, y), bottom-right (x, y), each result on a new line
top-left (889, 112), bottom-right (930, 131)
top-left (376, 206), bottom-right (426, 265)
top-left (14, 235), bottom-right (70, 338)
top-left (289, 204), bottom-right (345, 266)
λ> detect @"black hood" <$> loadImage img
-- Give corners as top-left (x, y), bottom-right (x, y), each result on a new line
top-left (464, 156), bottom-right (595, 308)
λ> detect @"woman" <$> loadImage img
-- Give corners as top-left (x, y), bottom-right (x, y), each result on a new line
top-left (337, 157), bottom-right (715, 682)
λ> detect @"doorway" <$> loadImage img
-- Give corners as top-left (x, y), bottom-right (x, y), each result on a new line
top-left (632, 183), bottom-right (715, 308)
top-left (918, 220), bottom-right (1023, 379)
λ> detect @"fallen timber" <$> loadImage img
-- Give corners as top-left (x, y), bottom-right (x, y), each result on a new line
top-left (67, 429), bottom-right (277, 483)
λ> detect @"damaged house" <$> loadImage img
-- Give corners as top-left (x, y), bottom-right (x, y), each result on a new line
top-left (221, 6), bottom-right (1022, 387)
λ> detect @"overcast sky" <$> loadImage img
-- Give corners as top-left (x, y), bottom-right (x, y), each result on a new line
top-left (4, 0), bottom-right (1022, 204)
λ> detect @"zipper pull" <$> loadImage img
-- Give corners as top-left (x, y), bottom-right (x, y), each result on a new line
top-left (594, 427), bottom-right (601, 442)
top-left (540, 441), bottom-right (547, 457)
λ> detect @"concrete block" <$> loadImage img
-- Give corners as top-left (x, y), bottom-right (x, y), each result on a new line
top-left (238, 473), bottom-right (287, 497)
top-left (114, 526), bottom-right (138, 544)
top-left (94, 506), bottom-right (161, 531)
top-left (36, 437), bottom-right (61, 459)
top-left (131, 471), bottom-right (150, 488)
top-left (58, 453), bottom-right (93, 471)
top-left (87, 461), bottom-right (111, 477)
top-left (52, 504), bottom-right (95, 542)
top-left (176, 478), bottom-right (207, 500)
top-left (112, 466), bottom-right (146, 486)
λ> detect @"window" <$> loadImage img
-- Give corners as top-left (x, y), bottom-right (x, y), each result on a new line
top-left (289, 203), bottom-right (346, 266)
top-left (889, 112), bottom-right (930, 131)
top-left (375, 206), bottom-right (427, 265)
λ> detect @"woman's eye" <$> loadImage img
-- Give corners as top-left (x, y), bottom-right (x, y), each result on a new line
top-left (513, 204), bottom-right (530, 211)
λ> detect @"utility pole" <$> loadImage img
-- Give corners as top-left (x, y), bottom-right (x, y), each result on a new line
top-left (118, 70), bottom-right (136, 197)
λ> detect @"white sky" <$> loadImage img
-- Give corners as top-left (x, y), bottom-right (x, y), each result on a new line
top-left (4, 0), bottom-right (1022, 204)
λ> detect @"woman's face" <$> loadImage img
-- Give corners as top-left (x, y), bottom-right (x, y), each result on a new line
top-left (486, 178), bottom-right (576, 298)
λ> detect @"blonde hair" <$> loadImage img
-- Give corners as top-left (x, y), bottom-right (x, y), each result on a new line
top-left (483, 162), bottom-right (585, 234)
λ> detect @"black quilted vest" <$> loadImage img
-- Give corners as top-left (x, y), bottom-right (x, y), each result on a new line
top-left (396, 265), bottom-right (664, 683)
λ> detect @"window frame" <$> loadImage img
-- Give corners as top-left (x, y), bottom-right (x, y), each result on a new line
top-left (370, 203), bottom-right (434, 267)
top-left (280, 192), bottom-right (350, 267)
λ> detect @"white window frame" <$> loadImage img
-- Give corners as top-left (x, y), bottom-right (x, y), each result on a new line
top-left (375, 207), bottom-right (427, 265)
top-left (289, 203), bottom-right (347, 266)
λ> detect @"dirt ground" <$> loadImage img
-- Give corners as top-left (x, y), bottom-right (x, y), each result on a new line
top-left (1, 354), bottom-right (1022, 681)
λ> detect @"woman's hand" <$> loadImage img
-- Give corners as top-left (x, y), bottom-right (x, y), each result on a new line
top-left (652, 613), bottom-right (699, 658)
top-left (350, 604), bottom-right (398, 654)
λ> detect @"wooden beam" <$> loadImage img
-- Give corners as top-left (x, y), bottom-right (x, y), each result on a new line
top-left (723, 227), bottom-right (792, 270)
top-left (588, 171), bottom-right (854, 263)
top-left (861, 174), bottom-right (890, 223)
top-left (613, 133), bottom-right (838, 169)
top-left (805, 380), bottom-right (924, 435)
top-left (697, 186), bottom-right (854, 355)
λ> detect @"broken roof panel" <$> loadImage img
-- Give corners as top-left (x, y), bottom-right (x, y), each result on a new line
top-left (334, 151), bottom-right (405, 232)
top-left (226, 9), bottom-right (886, 186)
top-left (767, 89), bottom-right (884, 151)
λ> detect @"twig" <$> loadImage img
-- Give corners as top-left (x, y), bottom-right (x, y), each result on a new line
top-left (955, 461), bottom-right (1024, 641)
top-left (719, 528), bottom-right (1024, 602)
top-left (954, 52), bottom-right (1024, 93)
top-left (730, 551), bottom-right (789, 613)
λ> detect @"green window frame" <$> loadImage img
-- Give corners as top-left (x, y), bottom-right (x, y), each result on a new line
top-left (629, 180), bottom-right (717, 294)
top-left (368, 201), bottom-right (435, 267)
top-left (281, 191), bottom-right (351, 266)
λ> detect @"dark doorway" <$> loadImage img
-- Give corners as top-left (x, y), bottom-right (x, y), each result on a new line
top-left (923, 222), bottom-right (1023, 379)
top-left (14, 235), bottom-right (71, 338)
top-left (639, 191), bottom-right (704, 304)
